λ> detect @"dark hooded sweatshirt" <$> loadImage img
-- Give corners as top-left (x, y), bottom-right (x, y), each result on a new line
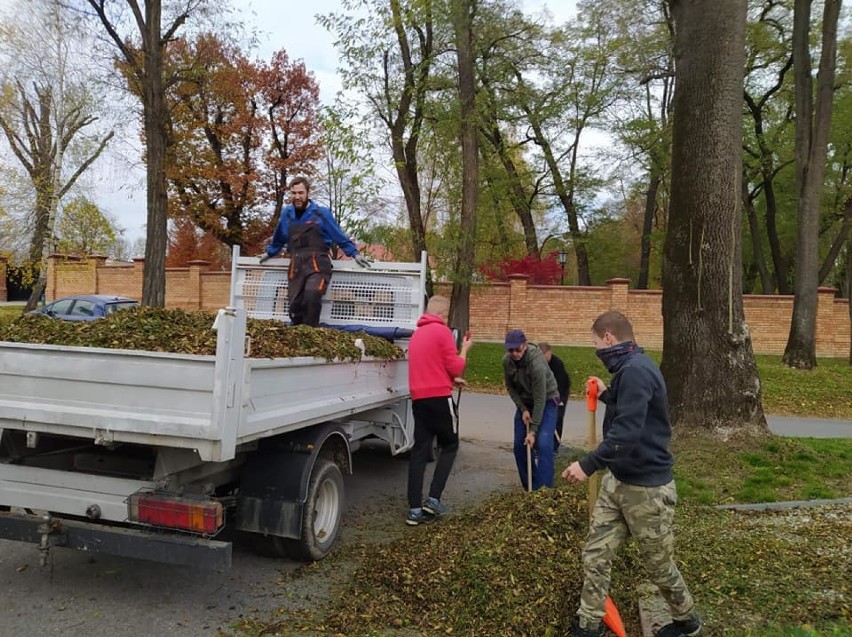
top-left (579, 344), bottom-right (674, 487)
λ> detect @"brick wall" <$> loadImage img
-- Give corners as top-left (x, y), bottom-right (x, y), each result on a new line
top-left (46, 257), bottom-right (850, 357)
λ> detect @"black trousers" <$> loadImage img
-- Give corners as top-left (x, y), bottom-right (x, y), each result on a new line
top-left (407, 396), bottom-right (459, 509)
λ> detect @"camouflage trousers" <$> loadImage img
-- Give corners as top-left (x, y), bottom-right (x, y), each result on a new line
top-left (576, 472), bottom-right (696, 629)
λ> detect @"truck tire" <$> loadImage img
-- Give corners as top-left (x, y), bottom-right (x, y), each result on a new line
top-left (287, 458), bottom-right (344, 562)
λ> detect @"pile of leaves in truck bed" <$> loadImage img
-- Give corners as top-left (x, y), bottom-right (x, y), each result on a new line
top-left (0, 307), bottom-right (403, 361)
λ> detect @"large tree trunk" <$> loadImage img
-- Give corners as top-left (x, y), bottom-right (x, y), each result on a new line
top-left (783, 0), bottom-right (841, 368)
top-left (449, 0), bottom-right (478, 333)
top-left (661, 0), bottom-right (767, 434)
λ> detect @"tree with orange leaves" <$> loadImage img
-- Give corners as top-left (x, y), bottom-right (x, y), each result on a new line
top-left (164, 35), bottom-right (322, 253)
top-left (166, 217), bottom-right (230, 270)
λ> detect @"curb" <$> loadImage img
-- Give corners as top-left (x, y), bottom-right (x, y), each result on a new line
top-left (715, 497), bottom-right (852, 511)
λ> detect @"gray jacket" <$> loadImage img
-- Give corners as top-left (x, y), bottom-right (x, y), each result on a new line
top-left (502, 343), bottom-right (559, 433)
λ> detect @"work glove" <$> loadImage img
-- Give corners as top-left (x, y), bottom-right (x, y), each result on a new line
top-left (354, 254), bottom-right (372, 269)
top-left (258, 253), bottom-right (272, 264)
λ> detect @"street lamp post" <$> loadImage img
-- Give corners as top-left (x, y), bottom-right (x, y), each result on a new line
top-left (558, 250), bottom-right (567, 285)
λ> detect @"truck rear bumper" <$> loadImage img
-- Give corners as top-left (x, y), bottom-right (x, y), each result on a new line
top-left (0, 511), bottom-right (231, 570)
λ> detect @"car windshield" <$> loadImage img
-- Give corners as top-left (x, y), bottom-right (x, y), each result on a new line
top-left (105, 301), bottom-right (138, 315)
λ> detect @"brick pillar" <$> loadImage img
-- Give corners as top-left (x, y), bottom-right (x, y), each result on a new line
top-left (89, 255), bottom-right (108, 294)
top-left (46, 255), bottom-right (58, 301)
top-left (187, 260), bottom-right (211, 309)
top-left (507, 274), bottom-right (530, 333)
top-left (607, 278), bottom-right (630, 313)
top-left (816, 287), bottom-right (838, 357)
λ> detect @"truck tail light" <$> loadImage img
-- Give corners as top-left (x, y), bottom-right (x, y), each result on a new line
top-left (127, 493), bottom-right (223, 535)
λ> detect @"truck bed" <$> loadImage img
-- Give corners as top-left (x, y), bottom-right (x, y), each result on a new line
top-left (0, 308), bottom-right (409, 462)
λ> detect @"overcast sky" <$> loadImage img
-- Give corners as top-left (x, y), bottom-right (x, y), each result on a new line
top-left (0, 0), bottom-right (577, 247)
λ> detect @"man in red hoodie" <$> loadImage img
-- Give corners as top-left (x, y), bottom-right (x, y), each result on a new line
top-left (406, 295), bottom-right (474, 525)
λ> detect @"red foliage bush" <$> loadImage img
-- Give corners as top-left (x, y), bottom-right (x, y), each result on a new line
top-left (479, 251), bottom-right (563, 285)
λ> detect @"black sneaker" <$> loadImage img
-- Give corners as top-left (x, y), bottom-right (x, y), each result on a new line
top-left (405, 508), bottom-right (435, 526)
top-left (568, 618), bottom-right (605, 637)
top-left (657, 614), bottom-right (703, 637)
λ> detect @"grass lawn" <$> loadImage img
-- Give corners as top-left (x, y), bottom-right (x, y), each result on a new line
top-left (463, 342), bottom-right (852, 419)
top-left (0, 305), bottom-right (24, 323)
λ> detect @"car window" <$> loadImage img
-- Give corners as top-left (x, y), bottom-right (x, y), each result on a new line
top-left (47, 299), bottom-right (75, 315)
top-left (70, 300), bottom-right (97, 317)
top-left (105, 301), bottom-right (138, 315)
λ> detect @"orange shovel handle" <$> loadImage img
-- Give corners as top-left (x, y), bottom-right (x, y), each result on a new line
top-left (585, 378), bottom-right (598, 411)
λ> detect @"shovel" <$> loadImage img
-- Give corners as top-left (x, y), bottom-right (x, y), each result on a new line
top-left (585, 378), bottom-right (600, 517)
top-left (525, 420), bottom-right (533, 493)
top-left (585, 377), bottom-right (626, 637)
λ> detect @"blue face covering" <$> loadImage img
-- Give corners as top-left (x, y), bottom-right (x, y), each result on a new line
top-left (595, 340), bottom-right (637, 373)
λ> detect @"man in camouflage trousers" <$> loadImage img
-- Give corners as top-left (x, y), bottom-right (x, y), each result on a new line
top-left (563, 311), bottom-right (702, 637)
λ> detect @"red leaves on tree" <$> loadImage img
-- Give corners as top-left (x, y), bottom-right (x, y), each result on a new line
top-left (479, 251), bottom-right (563, 285)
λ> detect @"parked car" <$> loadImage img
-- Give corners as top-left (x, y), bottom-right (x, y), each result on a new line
top-left (32, 294), bottom-right (139, 321)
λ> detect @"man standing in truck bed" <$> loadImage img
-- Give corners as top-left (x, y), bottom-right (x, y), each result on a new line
top-left (262, 176), bottom-right (371, 326)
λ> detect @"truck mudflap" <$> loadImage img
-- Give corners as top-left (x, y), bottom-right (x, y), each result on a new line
top-left (0, 511), bottom-right (231, 570)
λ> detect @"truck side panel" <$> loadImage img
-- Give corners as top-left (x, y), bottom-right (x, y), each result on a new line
top-left (239, 357), bottom-right (409, 443)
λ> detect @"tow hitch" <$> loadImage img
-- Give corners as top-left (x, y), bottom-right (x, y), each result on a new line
top-left (37, 515), bottom-right (64, 567)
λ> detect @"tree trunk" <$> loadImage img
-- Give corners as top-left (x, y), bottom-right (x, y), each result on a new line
top-left (661, 0), bottom-right (767, 434)
top-left (847, 243), bottom-right (851, 365)
top-left (637, 169), bottom-right (661, 290)
top-left (482, 120), bottom-right (538, 255)
top-left (449, 0), bottom-right (478, 333)
top-left (140, 1), bottom-right (167, 307)
top-left (763, 173), bottom-right (790, 293)
top-left (526, 116), bottom-right (591, 285)
top-left (743, 177), bottom-right (775, 294)
top-left (818, 198), bottom-right (852, 284)
top-left (783, 0), bottom-right (841, 368)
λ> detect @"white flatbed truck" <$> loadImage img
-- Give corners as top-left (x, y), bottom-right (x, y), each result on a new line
top-left (0, 248), bottom-right (427, 568)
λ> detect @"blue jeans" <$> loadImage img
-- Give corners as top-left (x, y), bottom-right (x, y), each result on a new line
top-left (513, 399), bottom-right (557, 490)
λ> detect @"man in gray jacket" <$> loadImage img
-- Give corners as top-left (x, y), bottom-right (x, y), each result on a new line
top-left (502, 329), bottom-right (560, 489)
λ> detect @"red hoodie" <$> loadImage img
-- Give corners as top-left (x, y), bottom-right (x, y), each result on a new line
top-left (408, 313), bottom-right (466, 400)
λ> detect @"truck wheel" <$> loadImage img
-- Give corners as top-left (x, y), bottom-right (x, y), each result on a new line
top-left (287, 459), bottom-right (344, 562)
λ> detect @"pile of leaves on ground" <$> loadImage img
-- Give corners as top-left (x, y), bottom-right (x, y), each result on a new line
top-left (257, 487), bottom-right (850, 637)
top-left (0, 307), bottom-right (403, 361)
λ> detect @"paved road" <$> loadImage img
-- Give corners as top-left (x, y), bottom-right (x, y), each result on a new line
top-left (457, 391), bottom-right (852, 442)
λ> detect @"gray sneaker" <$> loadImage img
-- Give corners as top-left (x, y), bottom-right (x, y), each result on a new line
top-left (422, 497), bottom-right (447, 516)
top-left (657, 614), bottom-right (702, 637)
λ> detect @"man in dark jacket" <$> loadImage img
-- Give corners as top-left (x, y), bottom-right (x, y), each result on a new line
top-left (502, 329), bottom-right (560, 490)
top-left (539, 343), bottom-right (570, 451)
top-left (261, 176), bottom-right (371, 326)
top-left (563, 311), bottom-right (701, 637)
